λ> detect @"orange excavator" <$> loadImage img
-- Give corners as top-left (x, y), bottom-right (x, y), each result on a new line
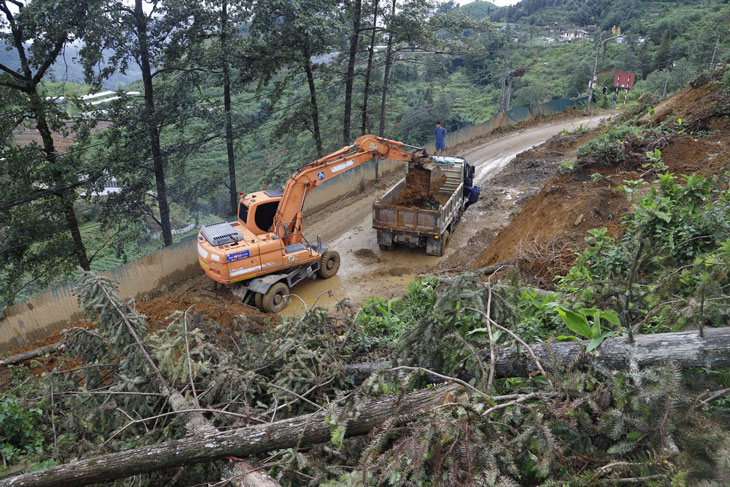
top-left (197, 135), bottom-right (428, 313)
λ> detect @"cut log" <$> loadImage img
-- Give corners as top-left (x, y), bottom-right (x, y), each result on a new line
top-left (0, 343), bottom-right (61, 368)
top-left (343, 327), bottom-right (730, 383)
top-left (0, 383), bottom-right (461, 487)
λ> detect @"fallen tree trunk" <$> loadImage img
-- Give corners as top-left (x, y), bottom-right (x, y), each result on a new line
top-left (165, 390), bottom-right (279, 487)
top-left (343, 327), bottom-right (730, 383)
top-left (0, 343), bottom-right (60, 368)
top-left (0, 383), bottom-right (461, 487)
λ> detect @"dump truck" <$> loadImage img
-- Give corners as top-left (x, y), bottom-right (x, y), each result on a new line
top-left (372, 156), bottom-right (479, 256)
top-left (197, 135), bottom-right (429, 313)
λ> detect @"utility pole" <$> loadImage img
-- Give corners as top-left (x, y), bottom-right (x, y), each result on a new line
top-left (662, 60), bottom-right (674, 98)
top-left (505, 75), bottom-right (513, 111)
top-left (587, 31), bottom-right (602, 110)
top-left (710, 36), bottom-right (720, 71)
top-left (499, 59), bottom-right (508, 112)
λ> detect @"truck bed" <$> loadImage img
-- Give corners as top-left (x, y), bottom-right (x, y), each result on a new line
top-left (372, 162), bottom-right (464, 237)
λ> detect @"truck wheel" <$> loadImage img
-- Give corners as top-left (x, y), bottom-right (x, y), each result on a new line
top-left (318, 250), bottom-right (340, 278)
top-left (263, 282), bottom-right (289, 313)
top-left (378, 243), bottom-right (393, 251)
top-left (254, 292), bottom-right (264, 311)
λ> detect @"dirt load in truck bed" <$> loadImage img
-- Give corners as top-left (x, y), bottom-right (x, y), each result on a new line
top-left (394, 165), bottom-right (448, 209)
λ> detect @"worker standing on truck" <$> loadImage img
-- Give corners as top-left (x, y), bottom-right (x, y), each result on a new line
top-left (434, 121), bottom-right (447, 155)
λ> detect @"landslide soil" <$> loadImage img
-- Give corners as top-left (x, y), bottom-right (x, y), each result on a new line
top-left (473, 79), bottom-right (730, 287)
top-left (394, 165), bottom-right (448, 208)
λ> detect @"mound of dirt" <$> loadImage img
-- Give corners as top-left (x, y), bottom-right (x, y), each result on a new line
top-left (136, 278), bottom-right (274, 336)
top-left (662, 133), bottom-right (730, 176)
top-left (473, 168), bottom-right (630, 271)
top-left (644, 78), bottom-right (730, 132)
top-left (472, 75), bottom-right (730, 283)
top-left (395, 165), bottom-right (448, 209)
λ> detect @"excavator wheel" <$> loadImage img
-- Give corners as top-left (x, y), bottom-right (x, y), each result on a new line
top-left (263, 282), bottom-right (289, 313)
top-left (318, 250), bottom-right (341, 279)
top-left (254, 292), bottom-right (264, 311)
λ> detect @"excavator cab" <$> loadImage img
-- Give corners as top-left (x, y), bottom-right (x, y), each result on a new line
top-left (238, 190), bottom-right (282, 235)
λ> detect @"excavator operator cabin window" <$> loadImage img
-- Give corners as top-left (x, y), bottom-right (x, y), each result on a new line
top-left (238, 201), bottom-right (249, 224)
top-left (255, 201), bottom-right (279, 233)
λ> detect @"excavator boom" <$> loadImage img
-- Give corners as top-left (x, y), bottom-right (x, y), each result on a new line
top-left (273, 135), bottom-right (426, 240)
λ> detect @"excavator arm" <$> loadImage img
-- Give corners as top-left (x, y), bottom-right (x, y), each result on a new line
top-left (272, 135), bottom-right (427, 241)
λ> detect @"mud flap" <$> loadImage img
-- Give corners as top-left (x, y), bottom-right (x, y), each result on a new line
top-left (425, 236), bottom-right (443, 256)
top-left (377, 231), bottom-right (394, 246)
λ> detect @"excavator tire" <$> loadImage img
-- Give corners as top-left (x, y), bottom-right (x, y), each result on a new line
top-left (254, 292), bottom-right (264, 311)
top-left (318, 250), bottom-right (341, 279)
top-left (263, 282), bottom-right (289, 313)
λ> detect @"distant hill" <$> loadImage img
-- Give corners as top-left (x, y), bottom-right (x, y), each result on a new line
top-left (456, 1), bottom-right (498, 20)
top-left (485, 0), bottom-right (726, 32)
top-left (0, 41), bottom-right (141, 90)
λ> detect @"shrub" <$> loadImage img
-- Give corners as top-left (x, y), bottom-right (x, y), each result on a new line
top-left (0, 396), bottom-right (43, 468)
top-left (576, 124), bottom-right (642, 166)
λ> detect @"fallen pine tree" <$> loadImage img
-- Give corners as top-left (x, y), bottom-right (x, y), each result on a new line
top-left (6, 325), bottom-right (730, 487)
top-left (0, 343), bottom-right (61, 368)
top-left (82, 273), bottom-right (279, 487)
top-left (344, 326), bottom-right (730, 383)
top-left (0, 383), bottom-right (463, 487)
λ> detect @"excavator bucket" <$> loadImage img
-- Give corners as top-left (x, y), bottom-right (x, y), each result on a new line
top-left (420, 161), bottom-right (446, 195)
top-left (397, 158), bottom-right (448, 209)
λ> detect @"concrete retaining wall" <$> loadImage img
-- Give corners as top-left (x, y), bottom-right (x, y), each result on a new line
top-left (422, 96), bottom-right (588, 154)
top-left (0, 237), bottom-right (200, 352)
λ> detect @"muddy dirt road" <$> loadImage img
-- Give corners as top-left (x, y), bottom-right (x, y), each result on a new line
top-left (285, 115), bottom-right (612, 315)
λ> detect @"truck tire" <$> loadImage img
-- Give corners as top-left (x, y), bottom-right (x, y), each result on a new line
top-left (254, 292), bottom-right (264, 311)
top-left (263, 282), bottom-right (289, 313)
top-left (378, 243), bottom-right (393, 251)
top-left (318, 250), bottom-right (340, 279)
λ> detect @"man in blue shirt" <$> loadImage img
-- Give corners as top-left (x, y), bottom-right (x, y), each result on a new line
top-left (434, 121), bottom-right (447, 155)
